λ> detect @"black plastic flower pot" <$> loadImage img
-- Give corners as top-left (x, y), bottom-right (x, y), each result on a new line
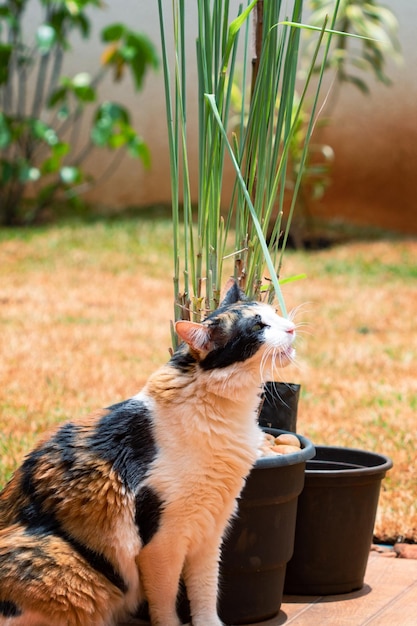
top-left (258, 382), bottom-right (300, 433)
top-left (284, 446), bottom-right (393, 596)
top-left (218, 429), bottom-right (315, 625)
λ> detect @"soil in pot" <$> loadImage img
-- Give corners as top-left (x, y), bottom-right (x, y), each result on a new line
top-left (284, 445), bottom-right (393, 596)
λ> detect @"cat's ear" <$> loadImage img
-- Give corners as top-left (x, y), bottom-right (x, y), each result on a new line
top-left (175, 320), bottom-right (212, 353)
top-left (220, 278), bottom-right (246, 307)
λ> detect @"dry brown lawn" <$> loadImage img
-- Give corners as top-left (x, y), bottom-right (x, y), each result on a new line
top-left (0, 217), bottom-right (416, 542)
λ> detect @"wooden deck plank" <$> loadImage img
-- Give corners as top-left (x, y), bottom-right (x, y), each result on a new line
top-left (275, 555), bottom-right (417, 626)
top-left (362, 578), bottom-right (417, 626)
top-left (119, 554), bottom-right (417, 626)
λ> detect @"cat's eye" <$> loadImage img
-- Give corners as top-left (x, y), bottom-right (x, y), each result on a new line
top-left (252, 322), bottom-right (265, 332)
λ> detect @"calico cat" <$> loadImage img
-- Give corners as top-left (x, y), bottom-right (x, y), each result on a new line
top-left (0, 282), bottom-right (296, 626)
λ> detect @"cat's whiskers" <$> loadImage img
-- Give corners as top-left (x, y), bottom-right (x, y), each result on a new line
top-left (265, 380), bottom-right (291, 406)
top-left (262, 345), bottom-right (274, 380)
top-left (288, 302), bottom-right (311, 322)
top-left (260, 345), bottom-right (282, 383)
top-left (294, 324), bottom-right (312, 338)
top-left (288, 304), bottom-right (313, 338)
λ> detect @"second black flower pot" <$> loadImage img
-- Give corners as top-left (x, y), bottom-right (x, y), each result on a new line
top-left (258, 382), bottom-right (300, 432)
top-left (284, 445), bottom-right (393, 596)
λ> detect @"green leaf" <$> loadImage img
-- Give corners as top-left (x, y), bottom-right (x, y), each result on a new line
top-left (60, 76), bottom-right (73, 89)
top-left (52, 142), bottom-right (70, 158)
top-left (0, 6), bottom-right (12, 18)
top-left (96, 101), bottom-right (130, 124)
top-left (67, 73), bottom-right (96, 101)
top-left (101, 23), bottom-right (126, 42)
top-left (228, 0), bottom-right (257, 38)
top-left (0, 159), bottom-right (14, 184)
top-left (127, 32), bottom-right (159, 69)
top-left (74, 12), bottom-right (91, 39)
top-left (51, 73), bottom-right (97, 104)
top-left (48, 86), bottom-right (68, 107)
top-left (41, 142), bottom-right (69, 174)
top-left (0, 113), bottom-right (11, 149)
top-left (110, 135), bottom-right (126, 149)
top-left (42, 156), bottom-right (60, 174)
top-left (91, 122), bottom-right (110, 147)
top-left (223, 0), bottom-right (257, 71)
top-left (123, 32), bottom-right (159, 90)
top-left (48, 6), bottom-right (91, 44)
top-left (0, 43), bottom-right (12, 85)
top-left (279, 273), bottom-right (307, 285)
top-left (36, 24), bottom-right (57, 54)
top-left (57, 103), bottom-right (70, 120)
top-left (120, 45), bottom-right (137, 62)
top-left (73, 84), bottom-right (96, 102)
top-left (63, 1), bottom-right (85, 17)
top-left (128, 136), bottom-right (151, 167)
top-left (29, 120), bottom-right (59, 146)
top-left (344, 74), bottom-right (370, 94)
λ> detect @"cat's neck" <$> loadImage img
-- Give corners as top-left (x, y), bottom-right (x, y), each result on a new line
top-left (142, 360), bottom-right (262, 464)
top-left (146, 359), bottom-right (263, 408)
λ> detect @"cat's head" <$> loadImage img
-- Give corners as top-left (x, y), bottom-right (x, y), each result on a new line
top-left (174, 282), bottom-right (295, 382)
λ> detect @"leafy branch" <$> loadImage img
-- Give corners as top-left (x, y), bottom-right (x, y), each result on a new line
top-left (0, 0), bottom-right (158, 225)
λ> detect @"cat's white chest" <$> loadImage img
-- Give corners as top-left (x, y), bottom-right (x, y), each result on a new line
top-left (147, 398), bottom-right (261, 545)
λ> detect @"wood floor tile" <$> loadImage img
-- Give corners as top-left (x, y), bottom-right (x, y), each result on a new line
top-left (119, 553), bottom-right (417, 626)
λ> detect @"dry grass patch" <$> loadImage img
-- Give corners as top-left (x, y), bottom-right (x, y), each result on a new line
top-left (0, 222), bottom-right (416, 541)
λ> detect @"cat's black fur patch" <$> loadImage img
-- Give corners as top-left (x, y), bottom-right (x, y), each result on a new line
top-left (90, 398), bottom-right (157, 492)
top-left (135, 486), bottom-right (163, 545)
top-left (219, 281), bottom-right (245, 307)
top-left (170, 345), bottom-right (197, 372)
top-left (0, 600), bottom-right (22, 617)
top-left (19, 449), bottom-right (43, 498)
top-left (201, 312), bottom-right (266, 370)
top-left (14, 399), bottom-right (158, 595)
top-left (51, 421), bottom-right (81, 473)
top-left (64, 533), bottom-right (128, 593)
top-left (17, 414), bottom-right (132, 593)
top-left (17, 432), bottom-right (128, 594)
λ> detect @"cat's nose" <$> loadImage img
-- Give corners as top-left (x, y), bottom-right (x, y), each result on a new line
top-left (286, 327), bottom-right (295, 334)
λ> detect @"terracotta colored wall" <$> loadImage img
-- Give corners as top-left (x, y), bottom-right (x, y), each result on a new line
top-left (311, 51), bottom-right (417, 235)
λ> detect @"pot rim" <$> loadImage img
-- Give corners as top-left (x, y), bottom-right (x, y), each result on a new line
top-left (254, 428), bottom-right (316, 469)
top-left (306, 445), bottom-right (393, 476)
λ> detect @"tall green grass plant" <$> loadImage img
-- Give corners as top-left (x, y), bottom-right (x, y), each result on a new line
top-left (157, 0), bottom-right (341, 345)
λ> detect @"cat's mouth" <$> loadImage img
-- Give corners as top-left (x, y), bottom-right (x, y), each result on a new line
top-left (279, 345), bottom-right (296, 364)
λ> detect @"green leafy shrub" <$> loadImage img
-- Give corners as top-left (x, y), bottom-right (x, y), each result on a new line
top-left (285, 0), bottom-right (402, 246)
top-left (308, 0), bottom-right (402, 93)
top-left (0, 1), bottom-right (158, 225)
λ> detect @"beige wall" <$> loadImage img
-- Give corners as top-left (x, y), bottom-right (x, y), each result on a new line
top-left (54, 1), bottom-right (416, 235)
